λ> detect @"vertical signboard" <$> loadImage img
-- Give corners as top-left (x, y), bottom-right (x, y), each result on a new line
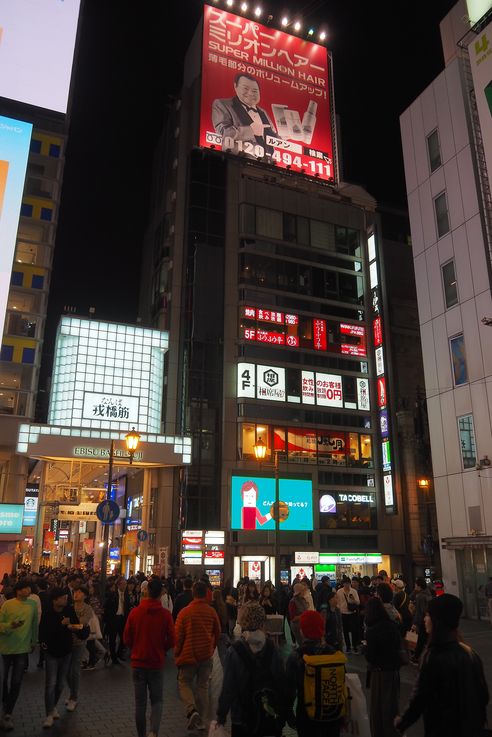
top-left (23, 484), bottom-right (39, 527)
top-left (200, 5), bottom-right (334, 181)
top-left (469, 22), bottom-right (492, 185)
top-left (0, 116), bottom-right (32, 341)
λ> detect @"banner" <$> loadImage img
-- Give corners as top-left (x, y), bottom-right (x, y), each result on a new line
top-left (200, 6), bottom-right (334, 182)
top-left (122, 530), bottom-right (138, 556)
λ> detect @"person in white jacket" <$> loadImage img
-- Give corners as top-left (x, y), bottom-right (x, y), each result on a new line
top-left (160, 583), bottom-right (173, 613)
top-left (335, 577), bottom-right (361, 653)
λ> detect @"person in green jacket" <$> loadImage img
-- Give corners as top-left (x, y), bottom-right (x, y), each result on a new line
top-left (0, 579), bottom-right (38, 731)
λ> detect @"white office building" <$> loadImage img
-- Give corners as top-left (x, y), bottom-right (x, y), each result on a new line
top-left (400, 0), bottom-right (492, 617)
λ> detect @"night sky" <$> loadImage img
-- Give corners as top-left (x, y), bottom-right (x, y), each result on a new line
top-left (42, 0), bottom-right (457, 382)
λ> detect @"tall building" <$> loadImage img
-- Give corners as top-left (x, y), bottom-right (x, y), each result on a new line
top-left (0, 2), bottom-right (82, 562)
top-left (139, 3), bottom-right (419, 584)
top-left (400, 0), bottom-right (492, 616)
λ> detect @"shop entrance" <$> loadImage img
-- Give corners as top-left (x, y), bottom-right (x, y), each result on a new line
top-left (234, 555), bottom-right (271, 587)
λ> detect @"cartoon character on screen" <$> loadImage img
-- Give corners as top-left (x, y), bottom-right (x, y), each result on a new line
top-left (240, 480), bottom-right (272, 530)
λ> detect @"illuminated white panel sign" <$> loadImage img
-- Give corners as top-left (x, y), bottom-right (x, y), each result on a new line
top-left (237, 363), bottom-right (255, 398)
top-left (82, 393), bottom-right (140, 423)
top-left (375, 346), bottom-right (384, 377)
top-left (383, 474), bottom-right (394, 507)
top-left (370, 261), bottom-right (378, 288)
top-left (315, 373), bottom-right (343, 408)
top-left (301, 371), bottom-right (315, 405)
top-left (48, 318), bottom-right (167, 434)
top-left (357, 378), bottom-right (370, 411)
top-left (295, 551), bottom-right (319, 564)
top-left (368, 233), bottom-right (376, 261)
top-left (0, 1), bottom-right (81, 113)
top-left (256, 365), bottom-right (286, 402)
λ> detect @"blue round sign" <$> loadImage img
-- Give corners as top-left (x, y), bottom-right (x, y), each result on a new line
top-left (137, 530), bottom-right (148, 542)
top-left (96, 499), bottom-right (120, 525)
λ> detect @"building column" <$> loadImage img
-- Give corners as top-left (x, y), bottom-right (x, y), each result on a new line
top-left (139, 469), bottom-right (152, 574)
top-left (32, 461), bottom-right (48, 572)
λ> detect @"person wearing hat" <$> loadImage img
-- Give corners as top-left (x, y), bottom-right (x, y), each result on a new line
top-left (288, 583), bottom-right (309, 645)
top-left (394, 594), bottom-right (489, 736)
top-left (285, 610), bottom-right (345, 736)
top-left (216, 601), bottom-right (286, 736)
top-left (392, 580), bottom-right (412, 636)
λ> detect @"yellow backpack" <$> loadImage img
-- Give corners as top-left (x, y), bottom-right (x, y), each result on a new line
top-left (302, 651), bottom-right (348, 722)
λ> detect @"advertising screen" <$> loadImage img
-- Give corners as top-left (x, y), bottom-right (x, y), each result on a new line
top-left (200, 6), bottom-right (334, 181)
top-left (0, 1), bottom-right (81, 113)
top-left (0, 504), bottom-right (24, 534)
top-left (231, 475), bottom-right (313, 531)
top-left (0, 116), bottom-right (32, 341)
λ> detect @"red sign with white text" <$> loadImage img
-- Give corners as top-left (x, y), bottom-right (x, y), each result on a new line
top-left (373, 317), bottom-right (383, 347)
top-left (313, 319), bottom-right (327, 351)
top-left (377, 377), bottom-right (387, 409)
top-left (200, 6), bottom-right (334, 181)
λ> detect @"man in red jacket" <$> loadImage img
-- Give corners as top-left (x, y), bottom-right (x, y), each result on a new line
top-left (124, 578), bottom-right (175, 737)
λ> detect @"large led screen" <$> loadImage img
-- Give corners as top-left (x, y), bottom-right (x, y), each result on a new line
top-left (0, 116), bottom-right (32, 341)
top-left (0, 1), bottom-right (81, 113)
top-left (231, 474), bottom-right (313, 531)
top-left (200, 6), bottom-right (334, 181)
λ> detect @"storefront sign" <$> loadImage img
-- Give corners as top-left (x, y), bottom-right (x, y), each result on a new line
top-left (23, 485), bottom-right (39, 527)
top-left (82, 393), bottom-right (140, 423)
top-left (313, 320), bottom-right (327, 351)
top-left (301, 371), bottom-right (315, 405)
top-left (380, 409), bottom-right (389, 438)
top-left (0, 504), bottom-right (24, 534)
top-left (199, 5), bottom-right (334, 181)
top-left (294, 551), bottom-right (319, 564)
top-left (337, 493), bottom-right (375, 503)
top-left (375, 347), bottom-right (384, 377)
top-left (319, 494), bottom-right (337, 513)
top-left (356, 378), bottom-right (370, 411)
top-left (73, 446), bottom-right (144, 461)
top-left (373, 317), bottom-right (383, 347)
top-left (204, 551), bottom-right (224, 565)
top-left (231, 475), bottom-right (313, 531)
top-left (257, 365), bottom-right (286, 401)
top-left (383, 474), bottom-right (394, 507)
top-left (316, 373), bottom-right (343, 408)
top-left (382, 440), bottom-right (392, 472)
top-left (109, 548), bottom-right (120, 560)
top-left (58, 503), bottom-right (98, 521)
top-left (319, 553), bottom-right (383, 565)
top-left (291, 565), bottom-right (313, 580)
top-left (377, 377), bottom-right (386, 409)
top-left (237, 362), bottom-right (256, 399)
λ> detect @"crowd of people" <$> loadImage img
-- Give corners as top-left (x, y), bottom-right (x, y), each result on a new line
top-left (0, 566), bottom-right (488, 737)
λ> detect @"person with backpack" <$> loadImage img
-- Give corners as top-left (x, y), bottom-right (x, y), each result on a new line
top-left (216, 601), bottom-right (286, 737)
top-left (394, 594), bottom-right (489, 736)
top-left (285, 610), bottom-right (347, 737)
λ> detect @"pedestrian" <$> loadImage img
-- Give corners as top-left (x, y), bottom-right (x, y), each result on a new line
top-left (211, 589), bottom-right (230, 666)
top-left (286, 610), bottom-right (346, 737)
top-left (175, 580), bottom-right (220, 731)
top-left (364, 596), bottom-right (401, 737)
top-left (301, 578), bottom-right (315, 610)
top-left (393, 580), bottom-right (412, 636)
top-left (66, 585), bottom-right (92, 710)
top-left (123, 577), bottom-right (175, 737)
top-left (335, 576), bottom-right (360, 653)
top-left (103, 576), bottom-right (130, 664)
top-left (394, 594), bottom-right (489, 736)
top-left (216, 601), bottom-right (286, 737)
top-left (40, 587), bottom-right (89, 728)
top-left (160, 582), bottom-right (173, 613)
top-left (315, 576), bottom-right (332, 620)
top-left (242, 580), bottom-right (259, 604)
top-left (172, 577), bottom-right (193, 622)
top-left (0, 579), bottom-right (38, 731)
top-left (376, 583), bottom-right (401, 624)
top-left (259, 584), bottom-right (277, 614)
top-left (410, 577), bottom-right (432, 664)
top-left (484, 575), bottom-right (492, 626)
top-left (223, 579), bottom-right (238, 635)
top-left (288, 583), bottom-right (308, 645)
top-left (324, 591), bottom-right (343, 651)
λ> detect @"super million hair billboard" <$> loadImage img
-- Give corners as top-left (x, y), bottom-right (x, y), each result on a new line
top-left (199, 5), bottom-right (335, 182)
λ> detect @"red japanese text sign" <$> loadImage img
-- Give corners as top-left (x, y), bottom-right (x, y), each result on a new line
top-left (200, 6), bottom-right (334, 181)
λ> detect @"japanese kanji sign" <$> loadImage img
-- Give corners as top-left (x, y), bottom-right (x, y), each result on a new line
top-left (82, 393), bottom-right (139, 424)
top-left (200, 6), bottom-right (334, 182)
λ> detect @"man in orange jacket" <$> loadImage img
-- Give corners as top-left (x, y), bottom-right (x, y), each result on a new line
top-left (124, 578), bottom-right (175, 737)
top-left (175, 580), bottom-right (221, 731)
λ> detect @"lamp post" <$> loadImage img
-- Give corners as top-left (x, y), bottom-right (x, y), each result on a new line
top-left (100, 428), bottom-right (141, 597)
top-left (253, 436), bottom-right (281, 592)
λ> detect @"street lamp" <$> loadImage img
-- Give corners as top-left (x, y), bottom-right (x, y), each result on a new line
top-left (253, 436), bottom-right (280, 592)
top-left (100, 429), bottom-right (141, 596)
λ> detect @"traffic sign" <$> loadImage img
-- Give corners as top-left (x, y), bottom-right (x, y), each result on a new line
top-left (96, 499), bottom-right (120, 525)
top-left (136, 529), bottom-right (148, 542)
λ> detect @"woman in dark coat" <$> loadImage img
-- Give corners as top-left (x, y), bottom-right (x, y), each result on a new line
top-left (395, 594), bottom-right (489, 737)
top-left (364, 596), bottom-right (401, 737)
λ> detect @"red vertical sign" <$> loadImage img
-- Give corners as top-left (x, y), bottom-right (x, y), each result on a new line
top-left (313, 319), bottom-right (327, 351)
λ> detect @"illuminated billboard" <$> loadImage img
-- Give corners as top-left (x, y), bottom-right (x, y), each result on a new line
top-left (200, 6), bottom-right (334, 181)
top-left (0, 504), bottom-right (24, 535)
top-left (231, 475), bottom-right (313, 531)
top-left (0, 115), bottom-right (32, 341)
top-left (468, 23), bottom-right (492, 186)
top-left (0, 1), bottom-right (81, 113)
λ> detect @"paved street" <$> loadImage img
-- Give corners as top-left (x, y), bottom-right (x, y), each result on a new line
top-left (5, 619), bottom-right (492, 737)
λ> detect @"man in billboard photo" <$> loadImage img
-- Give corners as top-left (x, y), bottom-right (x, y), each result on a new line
top-left (212, 73), bottom-right (278, 157)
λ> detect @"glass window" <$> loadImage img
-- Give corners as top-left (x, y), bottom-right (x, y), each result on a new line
top-left (283, 213), bottom-right (297, 242)
top-left (273, 427), bottom-right (286, 455)
top-left (434, 192), bottom-right (450, 237)
top-left (256, 207), bottom-right (282, 239)
top-left (49, 143), bottom-right (61, 158)
top-left (31, 274), bottom-right (44, 289)
top-left (287, 428), bottom-right (317, 464)
top-left (317, 431), bottom-right (347, 466)
top-left (310, 220), bottom-right (331, 250)
top-left (442, 260), bottom-right (458, 308)
top-left (16, 242), bottom-right (38, 265)
top-left (297, 217), bottom-right (310, 245)
top-left (427, 129), bottom-right (442, 172)
top-left (11, 272), bottom-right (23, 287)
top-left (0, 345), bottom-right (14, 361)
top-left (30, 139), bottom-right (42, 154)
top-left (240, 203), bottom-right (255, 233)
top-left (450, 334), bottom-right (468, 386)
top-left (20, 203), bottom-right (33, 217)
top-left (458, 414), bottom-right (476, 469)
top-left (40, 207), bottom-right (53, 222)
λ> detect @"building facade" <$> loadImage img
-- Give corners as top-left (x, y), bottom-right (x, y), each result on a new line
top-left (400, 0), bottom-right (492, 617)
top-left (139, 6), bottom-right (415, 585)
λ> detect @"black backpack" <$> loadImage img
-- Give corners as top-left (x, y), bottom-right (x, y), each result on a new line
top-left (233, 639), bottom-right (284, 737)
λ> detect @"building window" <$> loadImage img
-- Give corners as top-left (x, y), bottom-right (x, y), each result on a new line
top-left (442, 260), bottom-right (458, 308)
top-left (240, 203), bottom-right (255, 234)
top-left (20, 203), bottom-right (33, 218)
top-left (49, 143), bottom-right (61, 158)
top-left (458, 414), bottom-right (476, 469)
top-left (319, 491), bottom-right (377, 530)
top-left (0, 345), bottom-right (14, 361)
top-left (31, 274), bottom-right (44, 290)
top-left (40, 207), bottom-right (53, 222)
top-left (427, 129), bottom-right (442, 172)
top-left (11, 271), bottom-right (23, 287)
top-left (21, 347), bottom-right (35, 364)
top-left (434, 192), bottom-right (450, 237)
top-left (256, 207), bottom-right (282, 239)
top-left (450, 334), bottom-right (468, 385)
top-left (30, 139), bottom-right (42, 154)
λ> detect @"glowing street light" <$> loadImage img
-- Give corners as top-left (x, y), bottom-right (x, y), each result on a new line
top-left (254, 6), bottom-right (262, 17)
top-left (319, 30), bottom-right (327, 41)
top-left (281, 16), bottom-right (289, 27)
top-left (294, 20), bottom-right (301, 32)
top-left (241, 2), bottom-right (248, 10)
